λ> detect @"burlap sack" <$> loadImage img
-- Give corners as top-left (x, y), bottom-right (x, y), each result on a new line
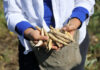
top-left (33, 30), bottom-right (81, 70)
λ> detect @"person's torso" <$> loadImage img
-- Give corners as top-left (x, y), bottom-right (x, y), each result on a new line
top-left (15, 0), bottom-right (74, 31)
top-left (16, 0), bottom-right (87, 53)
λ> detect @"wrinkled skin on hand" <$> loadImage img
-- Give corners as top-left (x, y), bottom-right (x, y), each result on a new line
top-left (24, 28), bottom-right (59, 50)
top-left (62, 18), bottom-right (81, 37)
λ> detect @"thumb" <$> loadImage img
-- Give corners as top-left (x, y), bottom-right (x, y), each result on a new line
top-left (66, 25), bottom-right (76, 31)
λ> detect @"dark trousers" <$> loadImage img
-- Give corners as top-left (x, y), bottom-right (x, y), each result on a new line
top-left (71, 32), bottom-right (89, 70)
top-left (18, 32), bottom-right (89, 70)
top-left (18, 43), bottom-right (40, 70)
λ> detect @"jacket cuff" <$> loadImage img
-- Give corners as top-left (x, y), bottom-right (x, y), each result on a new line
top-left (15, 21), bottom-right (35, 37)
top-left (70, 7), bottom-right (89, 28)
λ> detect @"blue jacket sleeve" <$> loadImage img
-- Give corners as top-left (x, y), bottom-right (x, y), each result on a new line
top-left (70, 7), bottom-right (89, 28)
top-left (71, 7), bottom-right (89, 23)
top-left (15, 21), bottom-right (35, 37)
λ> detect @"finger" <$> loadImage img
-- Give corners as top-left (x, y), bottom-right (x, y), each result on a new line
top-left (52, 46), bottom-right (58, 50)
top-left (59, 44), bottom-right (63, 48)
top-left (62, 24), bottom-right (76, 31)
top-left (65, 25), bottom-right (76, 31)
top-left (33, 41), bottom-right (38, 44)
top-left (39, 36), bottom-right (48, 40)
top-left (56, 48), bottom-right (60, 51)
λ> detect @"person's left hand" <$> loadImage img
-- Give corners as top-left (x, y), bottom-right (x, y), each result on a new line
top-left (62, 18), bottom-right (81, 37)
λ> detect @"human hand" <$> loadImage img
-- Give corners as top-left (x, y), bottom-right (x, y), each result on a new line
top-left (24, 28), bottom-right (48, 42)
top-left (24, 28), bottom-right (59, 50)
top-left (62, 18), bottom-right (81, 37)
top-left (52, 42), bottom-right (61, 50)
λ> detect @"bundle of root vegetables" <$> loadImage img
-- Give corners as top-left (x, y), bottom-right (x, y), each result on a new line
top-left (30, 26), bottom-right (74, 51)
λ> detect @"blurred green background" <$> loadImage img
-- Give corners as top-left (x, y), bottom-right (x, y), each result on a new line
top-left (0, 0), bottom-right (100, 70)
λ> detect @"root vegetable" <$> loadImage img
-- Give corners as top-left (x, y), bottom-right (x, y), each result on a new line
top-left (41, 28), bottom-right (44, 36)
top-left (65, 31), bottom-right (74, 42)
top-left (43, 28), bottom-right (49, 38)
top-left (30, 41), bottom-right (35, 46)
top-left (35, 28), bottom-right (44, 47)
top-left (50, 26), bottom-right (55, 29)
top-left (50, 29), bottom-right (74, 42)
top-left (35, 26), bottom-right (41, 31)
top-left (55, 34), bottom-right (70, 43)
top-left (56, 42), bottom-right (62, 48)
top-left (48, 39), bottom-right (52, 50)
top-left (48, 33), bottom-right (68, 46)
top-left (35, 41), bottom-right (43, 46)
top-left (30, 26), bottom-right (74, 49)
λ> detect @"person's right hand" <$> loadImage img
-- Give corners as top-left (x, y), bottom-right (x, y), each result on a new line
top-left (24, 28), bottom-right (48, 41)
top-left (24, 28), bottom-right (59, 50)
